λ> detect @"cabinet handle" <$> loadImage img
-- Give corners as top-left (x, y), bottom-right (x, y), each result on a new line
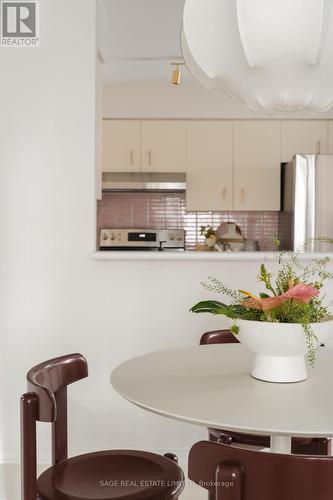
top-left (148, 150), bottom-right (152, 166)
top-left (130, 150), bottom-right (134, 165)
top-left (222, 189), bottom-right (227, 200)
top-left (316, 141), bottom-right (321, 154)
top-left (240, 188), bottom-right (245, 203)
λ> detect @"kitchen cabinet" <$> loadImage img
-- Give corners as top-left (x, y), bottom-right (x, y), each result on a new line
top-left (102, 120), bottom-right (141, 172)
top-left (186, 121), bottom-right (233, 211)
top-left (234, 121), bottom-right (281, 211)
top-left (281, 120), bottom-right (328, 162)
top-left (101, 119), bottom-right (332, 213)
top-left (141, 121), bottom-right (186, 172)
top-left (327, 121), bottom-right (333, 154)
top-left (95, 57), bottom-right (103, 199)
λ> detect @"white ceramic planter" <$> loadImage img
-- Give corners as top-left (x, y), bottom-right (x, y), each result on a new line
top-left (234, 319), bottom-right (333, 383)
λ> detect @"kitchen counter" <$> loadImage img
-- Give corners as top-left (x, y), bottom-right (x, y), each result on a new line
top-left (91, 251), bottom-right (333, 262)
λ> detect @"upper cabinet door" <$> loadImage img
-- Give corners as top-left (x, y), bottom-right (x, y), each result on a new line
top-left (102, 120), bottom-right (141, 172)
top-left (186, 121), bottom-right (233, 211)
top-left (327, 121), bottom-right (333, 154)
top-left (95, 58), bottom-right (103, 200)
top-left (141, 121), bottom-right (186, 172)
top-left (234, 121), bottom-right (281, 211)
top-left (281, 120), bottom-right (328, 163)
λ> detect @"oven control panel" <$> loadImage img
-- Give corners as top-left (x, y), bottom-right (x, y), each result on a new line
top-left (99, 229), bottom-right (185, 249)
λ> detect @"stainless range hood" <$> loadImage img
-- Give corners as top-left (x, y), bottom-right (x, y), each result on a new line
top-left (102, 172), bottom-right (186, 192)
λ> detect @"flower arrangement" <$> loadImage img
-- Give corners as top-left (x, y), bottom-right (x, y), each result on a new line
top-left (191, 239), bottom-right (333, 365)
top-left (200, 225), bottom-right (218, 248)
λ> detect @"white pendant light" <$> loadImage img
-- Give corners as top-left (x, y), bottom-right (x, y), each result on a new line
top-left (182, 0), bottom-right (333, 115)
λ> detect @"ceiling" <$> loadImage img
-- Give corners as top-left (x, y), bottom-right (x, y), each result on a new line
top-left (100, 0), bottom-right (189, 84)
top-left (99, 0), bottom-right (333, 118)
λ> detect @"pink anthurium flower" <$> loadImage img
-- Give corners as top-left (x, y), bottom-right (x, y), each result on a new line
top-left (283, 283), bottom-right (320, 303)
top-left (242, 283), bottom-right (319, 312)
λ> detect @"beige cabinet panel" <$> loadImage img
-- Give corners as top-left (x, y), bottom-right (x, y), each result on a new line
top-left (95, 58), bottom-right (103, 199)
top-left (141, 121), bottom-right (186, 172)
top-left (281, 120), bottom-right (328, 162)
top-left (327, 121), bottom-right (333, 154)
top-left (234, 121), bottom-right (281, 211)
top-left (186, 121), bottom-right (233, 211)
top-left (102, 120), bottom-right (141, 172)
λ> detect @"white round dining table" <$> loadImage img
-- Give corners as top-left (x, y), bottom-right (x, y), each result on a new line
top-left (111, 344), bottom-right (333, 454)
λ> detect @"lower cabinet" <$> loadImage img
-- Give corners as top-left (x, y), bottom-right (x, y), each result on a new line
top-left (233, 121), bottom-right (281, 211)
top-left (186, 121), bottom-right (234, 211)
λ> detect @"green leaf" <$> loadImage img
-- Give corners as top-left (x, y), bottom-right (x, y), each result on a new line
top-left (259, 293), bottom-right (270, 299)
top-left (259, 263), bottom-right (277, 296)
top-left (190, 300), bottom-right (235, 318)
top-left (231, 324), bottom-right (239, 335)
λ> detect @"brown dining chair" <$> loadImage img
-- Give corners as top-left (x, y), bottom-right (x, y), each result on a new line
top-left (189, 440), bottom-right (333, 500)
top-left (200, 330), bottom-right (328, 455)
top-left (21, 353), bottom-right (184, 500)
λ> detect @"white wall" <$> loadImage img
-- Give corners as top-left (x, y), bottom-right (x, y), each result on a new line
top-left (2, 2), bottom-right (333, 488)
top-left (103, 81), bottom-right (265, 119)
top-left (0, 0), bottom-right (211, 467)
top-left (103, 81), bottom-right (333, 119)
top-left (0, 0), bottom-right (97, 463)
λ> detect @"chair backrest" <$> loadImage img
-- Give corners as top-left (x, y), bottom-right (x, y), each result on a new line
top-left (189, 441), bottom-right (333, 500)
top-left (200, 329), bottom-right (239, 345)
top-left (21, 354), bottom-right (88, 500)
top-left (26, 353), bottom-right (88, 422)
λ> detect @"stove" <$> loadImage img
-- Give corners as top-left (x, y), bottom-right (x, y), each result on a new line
top-left (99, 229), bottom-right (185, 251)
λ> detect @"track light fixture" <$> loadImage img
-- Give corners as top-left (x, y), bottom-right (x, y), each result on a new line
top-left (171, 62), bottom-right (186, 85)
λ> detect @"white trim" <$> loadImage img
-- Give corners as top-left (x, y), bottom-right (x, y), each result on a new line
top-left (91, 251), bottom-right (333, 262)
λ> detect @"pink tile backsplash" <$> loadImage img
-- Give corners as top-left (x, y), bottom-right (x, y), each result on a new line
top-left (97, 192), bottom-right (291, 251)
